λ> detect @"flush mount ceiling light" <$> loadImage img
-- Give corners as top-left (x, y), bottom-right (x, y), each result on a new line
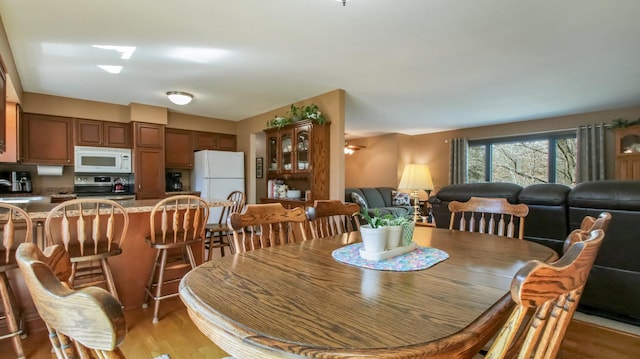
top-left (344, 143), bottom-right (365, 155)
top-left (166, 91), bottom-right (193, 105)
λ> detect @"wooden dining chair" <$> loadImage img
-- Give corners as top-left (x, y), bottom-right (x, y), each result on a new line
top-left (448, 197), bottom-right (530, 239)
top-left (204, 190), bottom-right (245, 259)
top-left (305, 200), bottom-right (361, 239)
top-left (228, 203), bottom-right (307, 253)
top-left (16, 242), bottom-right (127, 359)
top-left (0, 203), bottom-right (33, 359)
top-left (143, 195), bottom-right (209, 323)
top-left (483, 228), bottom-right (605, 359)
top-left (563, 211), bottom-right (612, 253)
top-left (44, 198), bottom-right (129, 302)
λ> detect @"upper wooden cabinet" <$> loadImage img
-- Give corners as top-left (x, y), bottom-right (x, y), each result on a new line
top-left (165, 128), bottom-right (194, 169)
top-left (132, 122), bottom-right (165, 199)
top-left (217, 133), bottom-right (237, 151)
top-left (194, 131), bottom-right (237, 151)
top-left (75, 119), bottom-right (130, 148)
top-left (194, 131), bottom-right (216, 151)
top-left (615, 126), bottom-right (640, 180)
top-left (22, 113), bottom-right (73, 165)
top-left (264, 120), bottom-right (330, 201)
top-left (132, 121), bottom-right (164, 149)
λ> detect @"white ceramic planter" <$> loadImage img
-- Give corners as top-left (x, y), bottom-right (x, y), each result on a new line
top-left (386, 225), bottom-right (402, 249)
top-left (360, 225), bottom-right (388, 253)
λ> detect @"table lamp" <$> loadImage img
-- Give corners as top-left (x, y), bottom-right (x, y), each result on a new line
top-left (398, 164), bottom-right (434, 222)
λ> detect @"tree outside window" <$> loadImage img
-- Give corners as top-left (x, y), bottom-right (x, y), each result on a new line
top-left (468, 133), bottom-right (577, 186)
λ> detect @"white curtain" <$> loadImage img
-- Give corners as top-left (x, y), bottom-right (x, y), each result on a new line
top-left (576, 124), bottom-right (606, 182)
top-left (449, 137), bottom-right (468, 184)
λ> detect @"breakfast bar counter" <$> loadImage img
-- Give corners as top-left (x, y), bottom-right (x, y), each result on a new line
top-left (11, 197), bottom-right (231, 320)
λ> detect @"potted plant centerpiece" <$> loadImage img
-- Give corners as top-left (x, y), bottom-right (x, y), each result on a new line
top-left (384, 215), bottom-right (412, 249)
top-left (360, 209), bottom-right (393, 253)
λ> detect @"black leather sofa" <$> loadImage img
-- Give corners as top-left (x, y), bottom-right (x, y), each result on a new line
top-left (428, 180), bottom-right (640, 326)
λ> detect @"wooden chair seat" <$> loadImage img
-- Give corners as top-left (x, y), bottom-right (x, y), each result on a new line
top-left (306, 200), bottom-right (361, 239)
top-left (0, 203), bottom-right (33, 359)
top-left (143, 195), bottom-right (209, 323)
top-left (16, 243), bottom-right (127, 358)
top-left (448, 197), bottom-right (529, 239)
top-left (228, 203), bottom-right (307, 253)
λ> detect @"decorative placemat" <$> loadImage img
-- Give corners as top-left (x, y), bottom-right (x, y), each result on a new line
top-left (331, 243), bottom-right (449, 271)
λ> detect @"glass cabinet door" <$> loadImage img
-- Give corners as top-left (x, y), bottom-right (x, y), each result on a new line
top-left (267, 134), bottom-right (278, 172)
top-left (281, 131), bottom-right (293, 173)
top-left (295, 126), bottom-right (310, 173)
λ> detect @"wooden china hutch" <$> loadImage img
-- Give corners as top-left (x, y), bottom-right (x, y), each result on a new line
top-left (262, 120), bottom-right (330, 208)
top-left (615, 126), bottom-right (640, 180)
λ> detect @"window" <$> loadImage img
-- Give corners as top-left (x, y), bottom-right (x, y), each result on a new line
top-left (468, 132), bottom-right (577, 186)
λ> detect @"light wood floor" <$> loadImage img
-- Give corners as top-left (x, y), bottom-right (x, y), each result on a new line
top-left (2, 298), bottom-right (640, 358)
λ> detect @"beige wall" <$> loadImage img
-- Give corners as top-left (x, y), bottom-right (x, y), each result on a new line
top-left (346, 106), bottom-right (640, 194)
top-left (167, 112), bottom-right (236, 133)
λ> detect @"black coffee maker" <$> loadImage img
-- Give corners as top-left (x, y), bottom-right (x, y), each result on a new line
top-left (166, 172), bottom-right (183, 192)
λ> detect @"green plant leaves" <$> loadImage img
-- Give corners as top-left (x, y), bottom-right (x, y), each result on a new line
top-left (266, 104), bottom-right (327, 128)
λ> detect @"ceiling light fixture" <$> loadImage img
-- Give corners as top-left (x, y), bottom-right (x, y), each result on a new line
top-left (344, 143), bottom-right (365, 155)
top-left (337, 0), bottom-right (348, 6)
top-left (166, 91), bottom-right (193, 105)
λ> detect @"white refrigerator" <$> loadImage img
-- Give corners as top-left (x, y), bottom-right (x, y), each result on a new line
top-left (192, 150), bottom-right (245, 224)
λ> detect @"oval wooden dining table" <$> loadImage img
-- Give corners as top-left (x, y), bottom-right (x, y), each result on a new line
top-left (179, 226), bottom-right (558, 359)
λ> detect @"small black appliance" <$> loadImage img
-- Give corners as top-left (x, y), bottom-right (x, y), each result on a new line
top-left (166, 172), bottom-right (183, 192)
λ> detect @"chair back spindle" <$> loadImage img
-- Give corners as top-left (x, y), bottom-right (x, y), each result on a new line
top-left (306, 200), bottom-right (361, 239)
top-left (228, 203), bottom-right (307, 253)
top-left (449, 197), bottom-right (529, 239)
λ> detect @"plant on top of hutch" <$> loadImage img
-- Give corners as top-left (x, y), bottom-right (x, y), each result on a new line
top-left (263, 106), bottom-right (330, 208)
top-left (266, 104), bottom-right (327, 129)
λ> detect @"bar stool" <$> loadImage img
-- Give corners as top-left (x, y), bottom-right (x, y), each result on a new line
top-left (143, 195), bottom-right (209, 323)
top-left (44, 198), bottom-right (129, 302)
top-left (0, 203), bottom-right (33, 359)
top-left (204, 190), bottom-right (245, 259)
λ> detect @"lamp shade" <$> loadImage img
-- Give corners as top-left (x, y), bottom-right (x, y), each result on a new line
top-left (166, 91), bottom-right (193, 105)
top-left (398, 164), bottom-right (434, 191)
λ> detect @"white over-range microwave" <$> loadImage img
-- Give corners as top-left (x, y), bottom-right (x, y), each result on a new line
top-left (74, 146), bottom-right (132, 173)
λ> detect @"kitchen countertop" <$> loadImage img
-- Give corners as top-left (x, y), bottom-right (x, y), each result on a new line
top-left (13, 198), bottom-right (232, 219)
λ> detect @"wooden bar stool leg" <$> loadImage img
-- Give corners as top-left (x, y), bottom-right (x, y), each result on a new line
top-left (152, 249), bottom-right (169, 324)
top-left (0, 272), bottom-right (25, 359)
top-left (99, 258), bottom-right (119, 302)
top-left (142, 250), bottom-right (161, 309)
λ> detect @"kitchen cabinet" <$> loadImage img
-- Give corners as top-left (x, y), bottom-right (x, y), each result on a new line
top-left (263, 120), bottom-right (330, 203)
top-left (217, 133), bottom-right (237, 151)
top-left (132, 121), bottom-right (164, 149)
top-left (194, 131), bottom-right (237, 151)
top-left (22, 113), bottom-right (73, 165)
top-left (135, 147), bottom-right (165, 199)
top-left (132, 122), bottom-right (165, 199)
top-left (615, 126), bottom-right (640, 180)
top-left (165, 128), bottom-right (194, 169)
top-left (194, 131), bottom-right (216, 150)
top-left (75, 119), bottom-right (130, 148)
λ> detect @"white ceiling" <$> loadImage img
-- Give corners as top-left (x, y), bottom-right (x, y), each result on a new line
top-left (1, 0), bottom-right (640, 138)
